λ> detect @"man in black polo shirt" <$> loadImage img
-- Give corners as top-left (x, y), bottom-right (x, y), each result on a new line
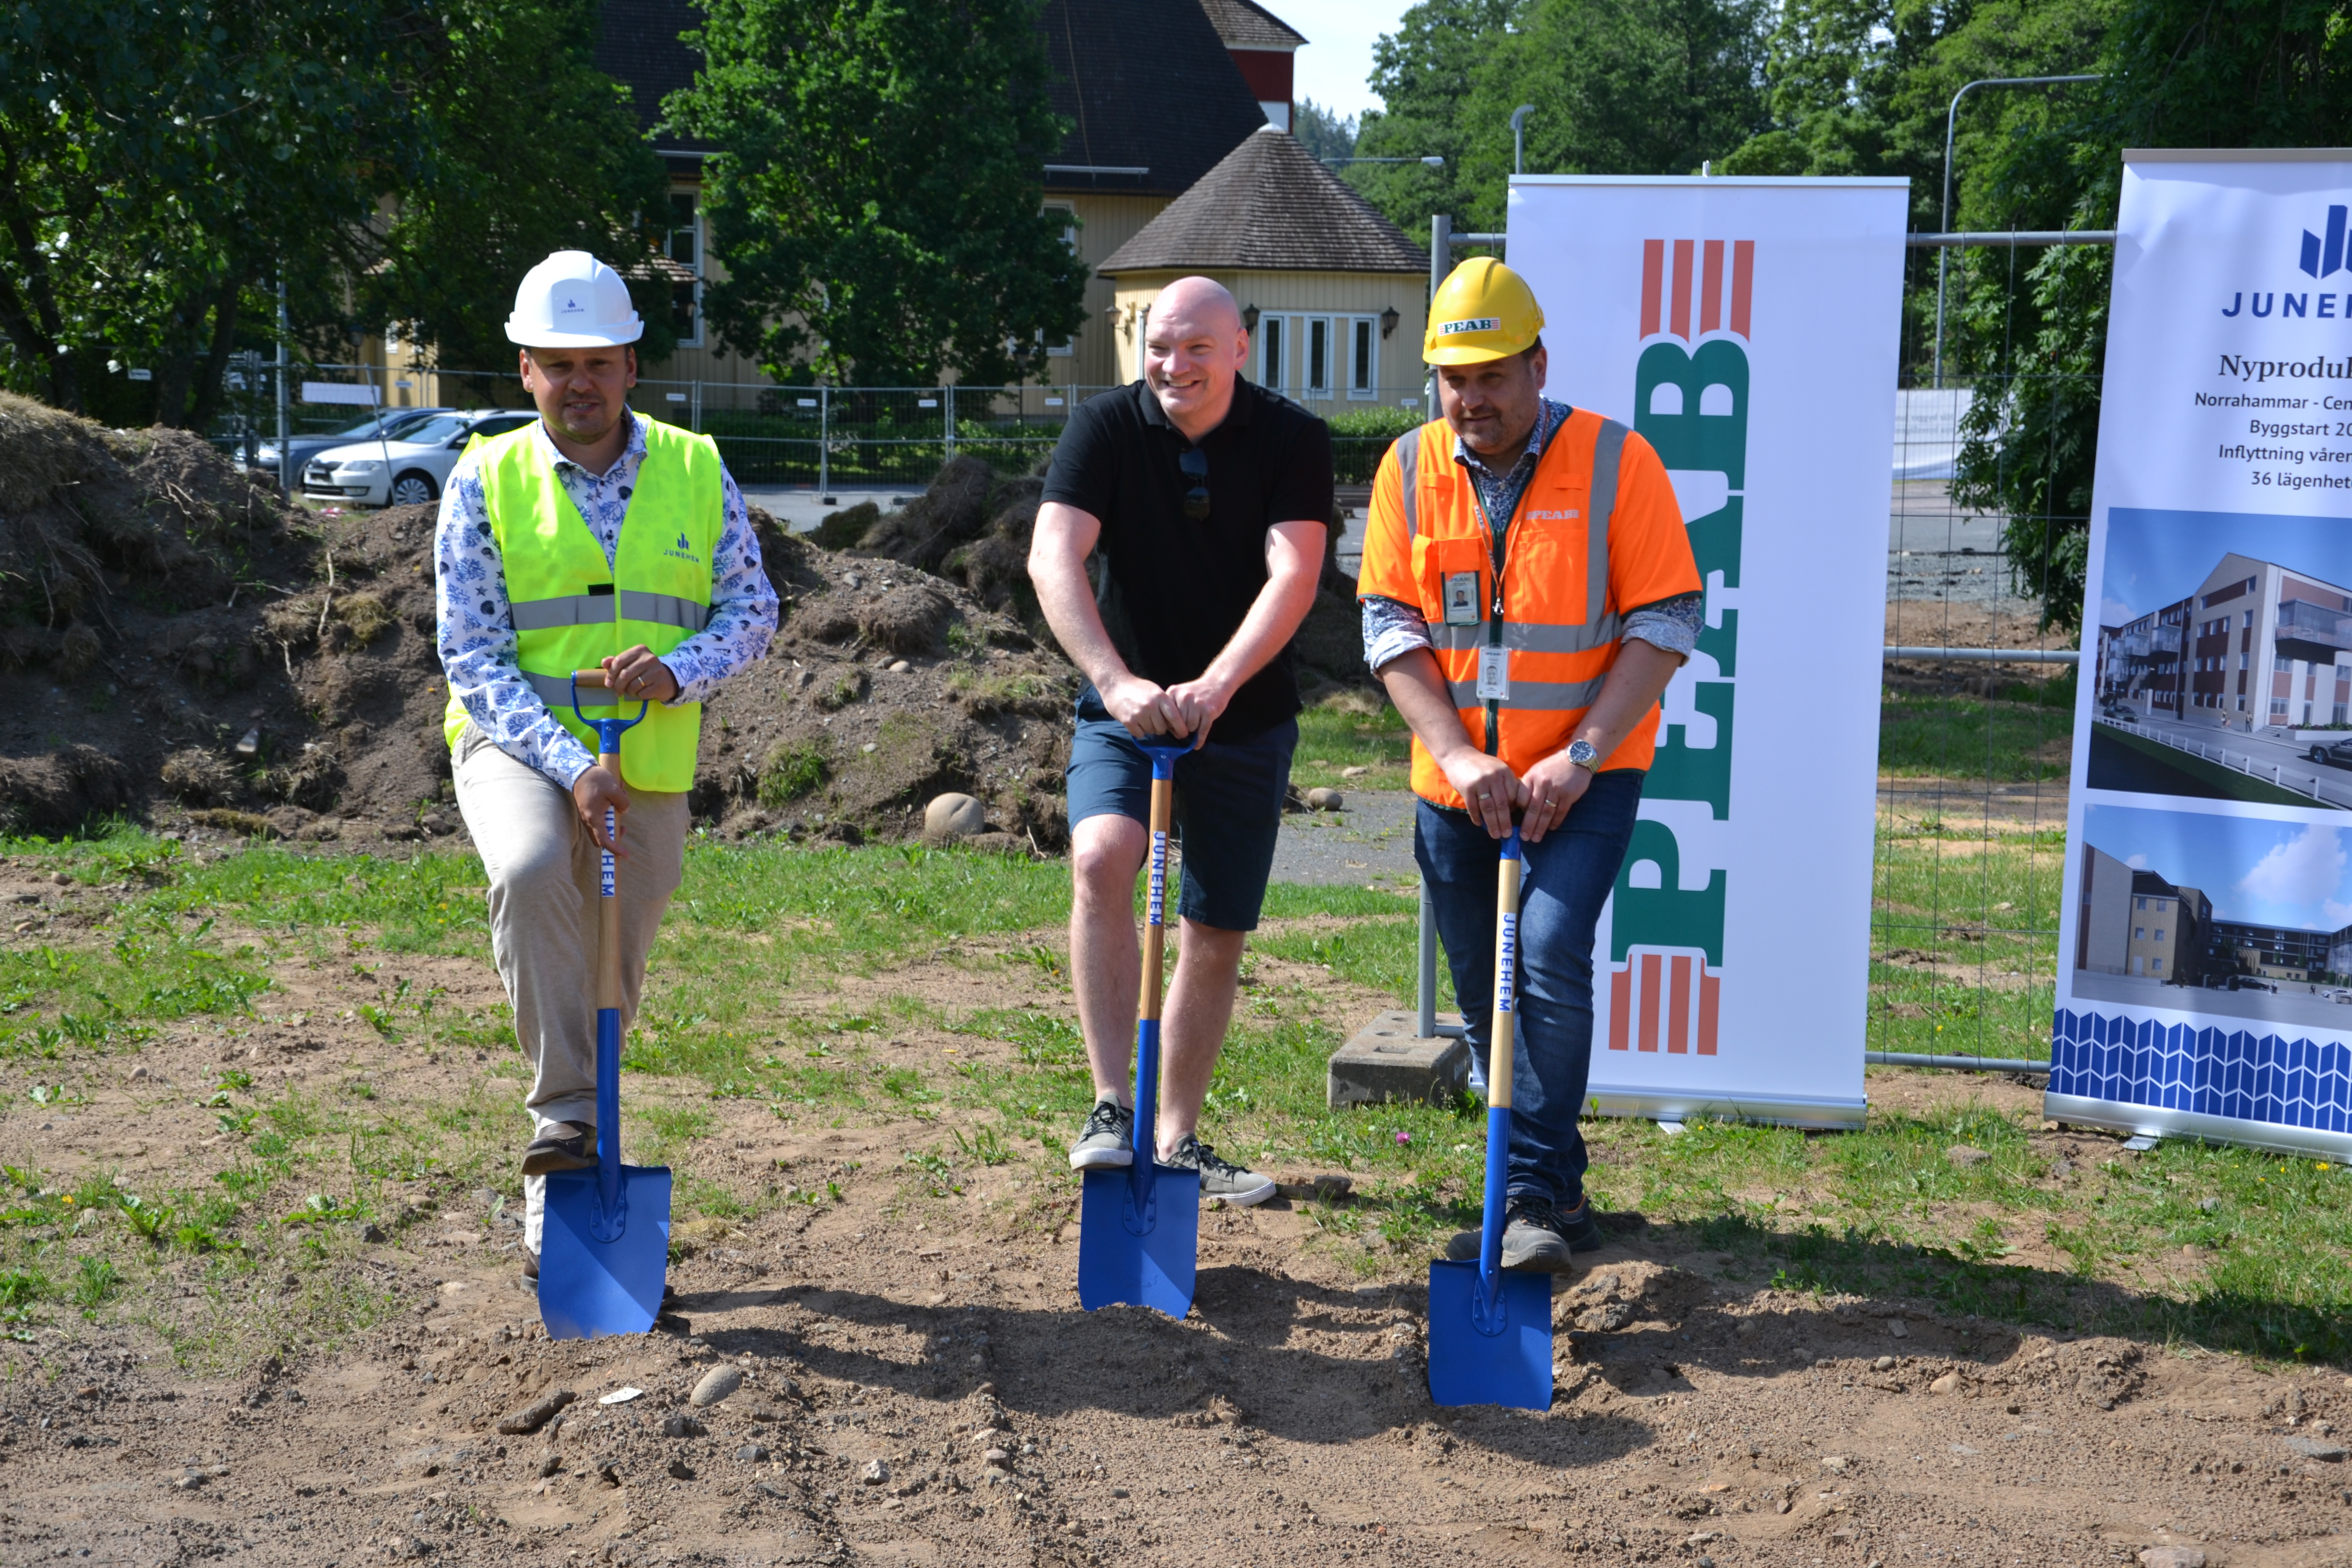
top-left (1029, 276), bottom-right (1332, 1205)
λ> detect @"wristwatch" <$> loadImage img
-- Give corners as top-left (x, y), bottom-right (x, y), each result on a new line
top-left (1565, 739), bottom-right (1600, 771)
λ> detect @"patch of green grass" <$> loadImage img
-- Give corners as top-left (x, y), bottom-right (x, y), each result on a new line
top-left (1290, 698), bottom-right (1411, 792)
top-left (1877, 690), bottom-right (2073, 782)
top-left (757, 738), bottom-right (832, 806)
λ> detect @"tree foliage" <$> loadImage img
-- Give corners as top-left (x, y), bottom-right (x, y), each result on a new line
top-left (0, 0), bottom-right (669, 428)
top-left (664, 0), bottom-right (1087, 387)
top-left (1350, 0), bottom-right (1767, 233)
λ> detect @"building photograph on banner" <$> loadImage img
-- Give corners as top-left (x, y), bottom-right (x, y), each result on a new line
top-left (1506, 175), bottom-right (1908, 1127)
top-left (2057, 149), bottom-right (2352, 1160)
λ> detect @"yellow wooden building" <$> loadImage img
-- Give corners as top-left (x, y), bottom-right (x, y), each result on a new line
top-left (1097, 126), bottom-right (1428, 405)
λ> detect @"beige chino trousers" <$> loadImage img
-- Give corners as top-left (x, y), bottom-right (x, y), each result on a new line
top-left (451, 723), bottom-right (687, 1255)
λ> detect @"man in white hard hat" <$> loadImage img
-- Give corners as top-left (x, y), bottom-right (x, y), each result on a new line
top-left (433, 251), bottom-right (778, 1281)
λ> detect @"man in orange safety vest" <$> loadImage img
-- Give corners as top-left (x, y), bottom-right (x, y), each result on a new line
top-left (1356, 256), bottom-right (1702, 1272)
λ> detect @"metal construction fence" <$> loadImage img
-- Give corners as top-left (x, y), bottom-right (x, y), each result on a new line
top-left (1871, 235), bottom-right (2096, 1079)
top-left (206, 365), bottom-right (1434, 491)
top-left (211, 238), bottom-right (2100, 1081)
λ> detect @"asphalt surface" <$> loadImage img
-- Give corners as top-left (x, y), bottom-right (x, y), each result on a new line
top-left (1268, 788), bottom-right (1419, 888)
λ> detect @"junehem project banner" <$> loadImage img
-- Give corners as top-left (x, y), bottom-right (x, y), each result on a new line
top-left (1505, 176), bottom-right (1908, 1128)
top-left (2057, 149), bottom-right (2352, 1161)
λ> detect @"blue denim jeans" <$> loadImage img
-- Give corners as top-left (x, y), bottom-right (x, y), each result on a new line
top-left (1415, 769), bottom-right (1646, 1209)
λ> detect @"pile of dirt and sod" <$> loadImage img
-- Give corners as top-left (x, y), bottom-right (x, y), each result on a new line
top-left (238, 491), bottom-right (1081, 851)
top-left (0, 409), bottom-right (1360, 849)
top-left (0, 390), bottom-right (324, 837)
top-left (836, 451), bottom-right (1374, 698)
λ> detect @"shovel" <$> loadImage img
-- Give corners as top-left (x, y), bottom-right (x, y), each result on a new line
top-left (1427, 826), bottom-right (1553, 1408)
top-left (537, 669), bottom-right (674, 1340)
top-left (1077, 737), bottom-right (1199, 1316)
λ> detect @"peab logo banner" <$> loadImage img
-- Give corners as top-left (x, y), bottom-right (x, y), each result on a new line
top-left (1507, 175), bottom-right (1905, 1127)
top-left (1606, 232), bottom-right (1746, 1058)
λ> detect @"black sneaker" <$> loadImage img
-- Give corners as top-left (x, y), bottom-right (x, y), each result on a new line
top-left (1446, 1194), bottom-right (1597, 1271)
top-left (522, 1121), bottom-right (596, 1175)
top-left (522, 1250), bottom-right (540, 1285)
top-left (1162, 1134), bottom-right (1276, 1207)
top-left (1068, 1098), bottom-right (1134, 1170)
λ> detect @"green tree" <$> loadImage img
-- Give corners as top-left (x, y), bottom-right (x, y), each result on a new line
top-left (1294, 98), bottom-right (1360, 165)
top-left (357, 0), bottom-right (677, 376)
top-left (1352, 0), bottom-right (1767, 235)
top-left (0, 1), bottom-right (433, 422)
top-left (1948, 0), bottom-right (2350, 628)
top-left (1349, 0), bottom-right (1520, 239)
top-left (664, 0), bottom-right (1087, 387)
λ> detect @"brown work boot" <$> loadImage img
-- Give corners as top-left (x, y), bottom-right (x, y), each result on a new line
top-left (521, 1121), bottom-right (596, 1175)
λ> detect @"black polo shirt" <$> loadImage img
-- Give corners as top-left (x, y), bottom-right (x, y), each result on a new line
top-left (1041, 377), bottom-right (1334, 742)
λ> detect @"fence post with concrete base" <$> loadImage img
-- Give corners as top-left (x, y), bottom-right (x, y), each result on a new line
top-left (1328, 887), bottom-right (1471, 1109)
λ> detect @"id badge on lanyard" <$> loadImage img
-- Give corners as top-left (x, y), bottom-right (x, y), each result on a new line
top-left (1477, 644), bottom-right (1510, 701)
top-left (1442, 572), bottom-right (1480, 626)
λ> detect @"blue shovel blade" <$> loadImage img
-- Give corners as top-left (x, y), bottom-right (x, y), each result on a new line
top-left (540, 1164), bottom-right (673, 1340)
top-left (1426, 1258), bottom-right (1553, 1409)
top-left (1076, 1164), bottom-right (1199, 1316)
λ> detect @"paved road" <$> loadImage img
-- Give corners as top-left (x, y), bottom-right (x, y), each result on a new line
top-left (1269, 789), bottom-right (1419, 888)
top-left (739, 485), bottom-right (912, 533)
top-left (2098, 715), bottom-right (2352, 808)
top-left (2072, 969), bottom-right (2352, 1030)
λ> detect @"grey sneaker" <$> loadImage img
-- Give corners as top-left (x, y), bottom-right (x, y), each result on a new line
top-left (1163, 1134), bottom-right (1276, 1207)
top-left (521, 1121), bottom-right (597, 1175)
top-left (1445, 1194), bottom-right (1585, 1272)
top-left (1069, 1098), bottom-right (1134, 1170)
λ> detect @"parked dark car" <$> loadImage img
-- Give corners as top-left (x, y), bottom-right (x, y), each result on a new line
top-left (2308, 738), bottom-right (2352, 768)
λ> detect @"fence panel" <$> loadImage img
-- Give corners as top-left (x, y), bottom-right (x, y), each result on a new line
top-left (1875, 243), bottom-right (2086, 1075)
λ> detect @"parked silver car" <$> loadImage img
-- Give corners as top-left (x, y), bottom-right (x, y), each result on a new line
top-left (246, 408), bottom-right (454, 478)
top-left (302, 408), bottom-right (538, 507)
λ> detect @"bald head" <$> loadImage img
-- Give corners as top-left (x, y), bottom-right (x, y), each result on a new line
top-left (1143, 275), bottom-right (1247, 441)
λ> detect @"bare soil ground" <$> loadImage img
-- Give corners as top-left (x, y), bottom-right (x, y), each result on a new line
top-left (5, 870), bottom-right (2349, 1568)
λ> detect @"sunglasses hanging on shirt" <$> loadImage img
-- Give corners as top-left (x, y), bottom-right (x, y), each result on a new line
top-left (1178, 448), bottom-right (1210, 521)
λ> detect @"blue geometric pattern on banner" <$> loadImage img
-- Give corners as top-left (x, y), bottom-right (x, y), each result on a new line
top-left (2050, 1009), bottom-right (2352, 1132)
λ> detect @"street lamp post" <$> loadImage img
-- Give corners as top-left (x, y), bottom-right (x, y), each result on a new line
top-left (1931, 74), bottom-right (2099, 387)
top-left (1510, 105), bottom-right (1535, 176)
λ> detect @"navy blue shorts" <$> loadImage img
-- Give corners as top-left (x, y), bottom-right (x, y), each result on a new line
top-left (1064, 688), bottom-right (1296, 933)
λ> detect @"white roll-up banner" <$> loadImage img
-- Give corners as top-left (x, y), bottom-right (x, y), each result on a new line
top-left (1504, 176), bottom-right (1909, 1126)
top-left (2057, 150), bottom-right (2352, 1161)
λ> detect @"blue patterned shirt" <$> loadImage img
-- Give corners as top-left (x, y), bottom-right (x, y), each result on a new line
top-left (434, 411), bottom-right (779, 790)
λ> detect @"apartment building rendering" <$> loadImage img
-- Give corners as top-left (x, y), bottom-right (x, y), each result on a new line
top-left (2075, 844), bottom-right (2212, 984)
top-left (2095, 551), bottom-right (2352, 729)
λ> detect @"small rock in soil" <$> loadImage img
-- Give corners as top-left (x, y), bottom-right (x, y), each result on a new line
top-left (1930, 1371), bottom-right (1961, 1395)
top-left (2286, 1436), bottom-right (2348, 1460)
top-left (1341, 765), bottom-right (1369, 778)
top-left (497, 1388), bottom-right (575, 1435)
top-left (690, 1366), bottom-right (744, 1408)
top-left (1872, 1356), bottom-right (1896, 1371)
top-left (2139, 1550), bottom-right (2207, 1568)
top-left (984, 1448), bottom-right (1012, 1470)
top-left (667, 1457), bottom-right (695, 1481)
top-left (537, 1451), bottom-right (562, 1478)
top-left (1889, 1319), bottom-right (1908, 1338)
top-left (860, 1459), bottom-right (889, 1485)
top-left (741, 1443), bottom-right (771, 1462)
top-left (924, 792), bottom-right (986, 841)
top-left (663, 1412), bottom-right (705, 1439)
top-left (1820, 1455), bottom-right (1849, 1474)
top-left (1305, 787), bottom-right (1343, 811)
top-left (358, 1222), bottom-right (386, 1243)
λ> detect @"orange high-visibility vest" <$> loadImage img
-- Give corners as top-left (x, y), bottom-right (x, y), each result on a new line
top-left (1356, 409), bottom-right (1697, 811)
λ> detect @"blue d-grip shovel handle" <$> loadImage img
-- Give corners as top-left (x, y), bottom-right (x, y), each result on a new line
top-left (569, 672), bottom-right (649, 1237)
top-left (1474, 827), bottom-right (1523, 1331)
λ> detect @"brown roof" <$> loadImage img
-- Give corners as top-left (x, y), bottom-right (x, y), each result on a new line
top-left (1196, 0), bottom-right (1306, 50)
top-left (1097, 126), bottom-right (1426, 276)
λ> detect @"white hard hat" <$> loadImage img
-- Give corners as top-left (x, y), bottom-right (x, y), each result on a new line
top-left (505, 251), bottom-right (644, 348)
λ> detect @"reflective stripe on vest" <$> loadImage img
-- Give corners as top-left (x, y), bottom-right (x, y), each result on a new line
top-left (511, 589), bottom-right (710, 633)
top-left (1414, 417), bottom-right (1629, 692)
top-left (439, 418), bottom-right (724, 792)
top-left (1377, 409), bottom-right (1647, 810)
